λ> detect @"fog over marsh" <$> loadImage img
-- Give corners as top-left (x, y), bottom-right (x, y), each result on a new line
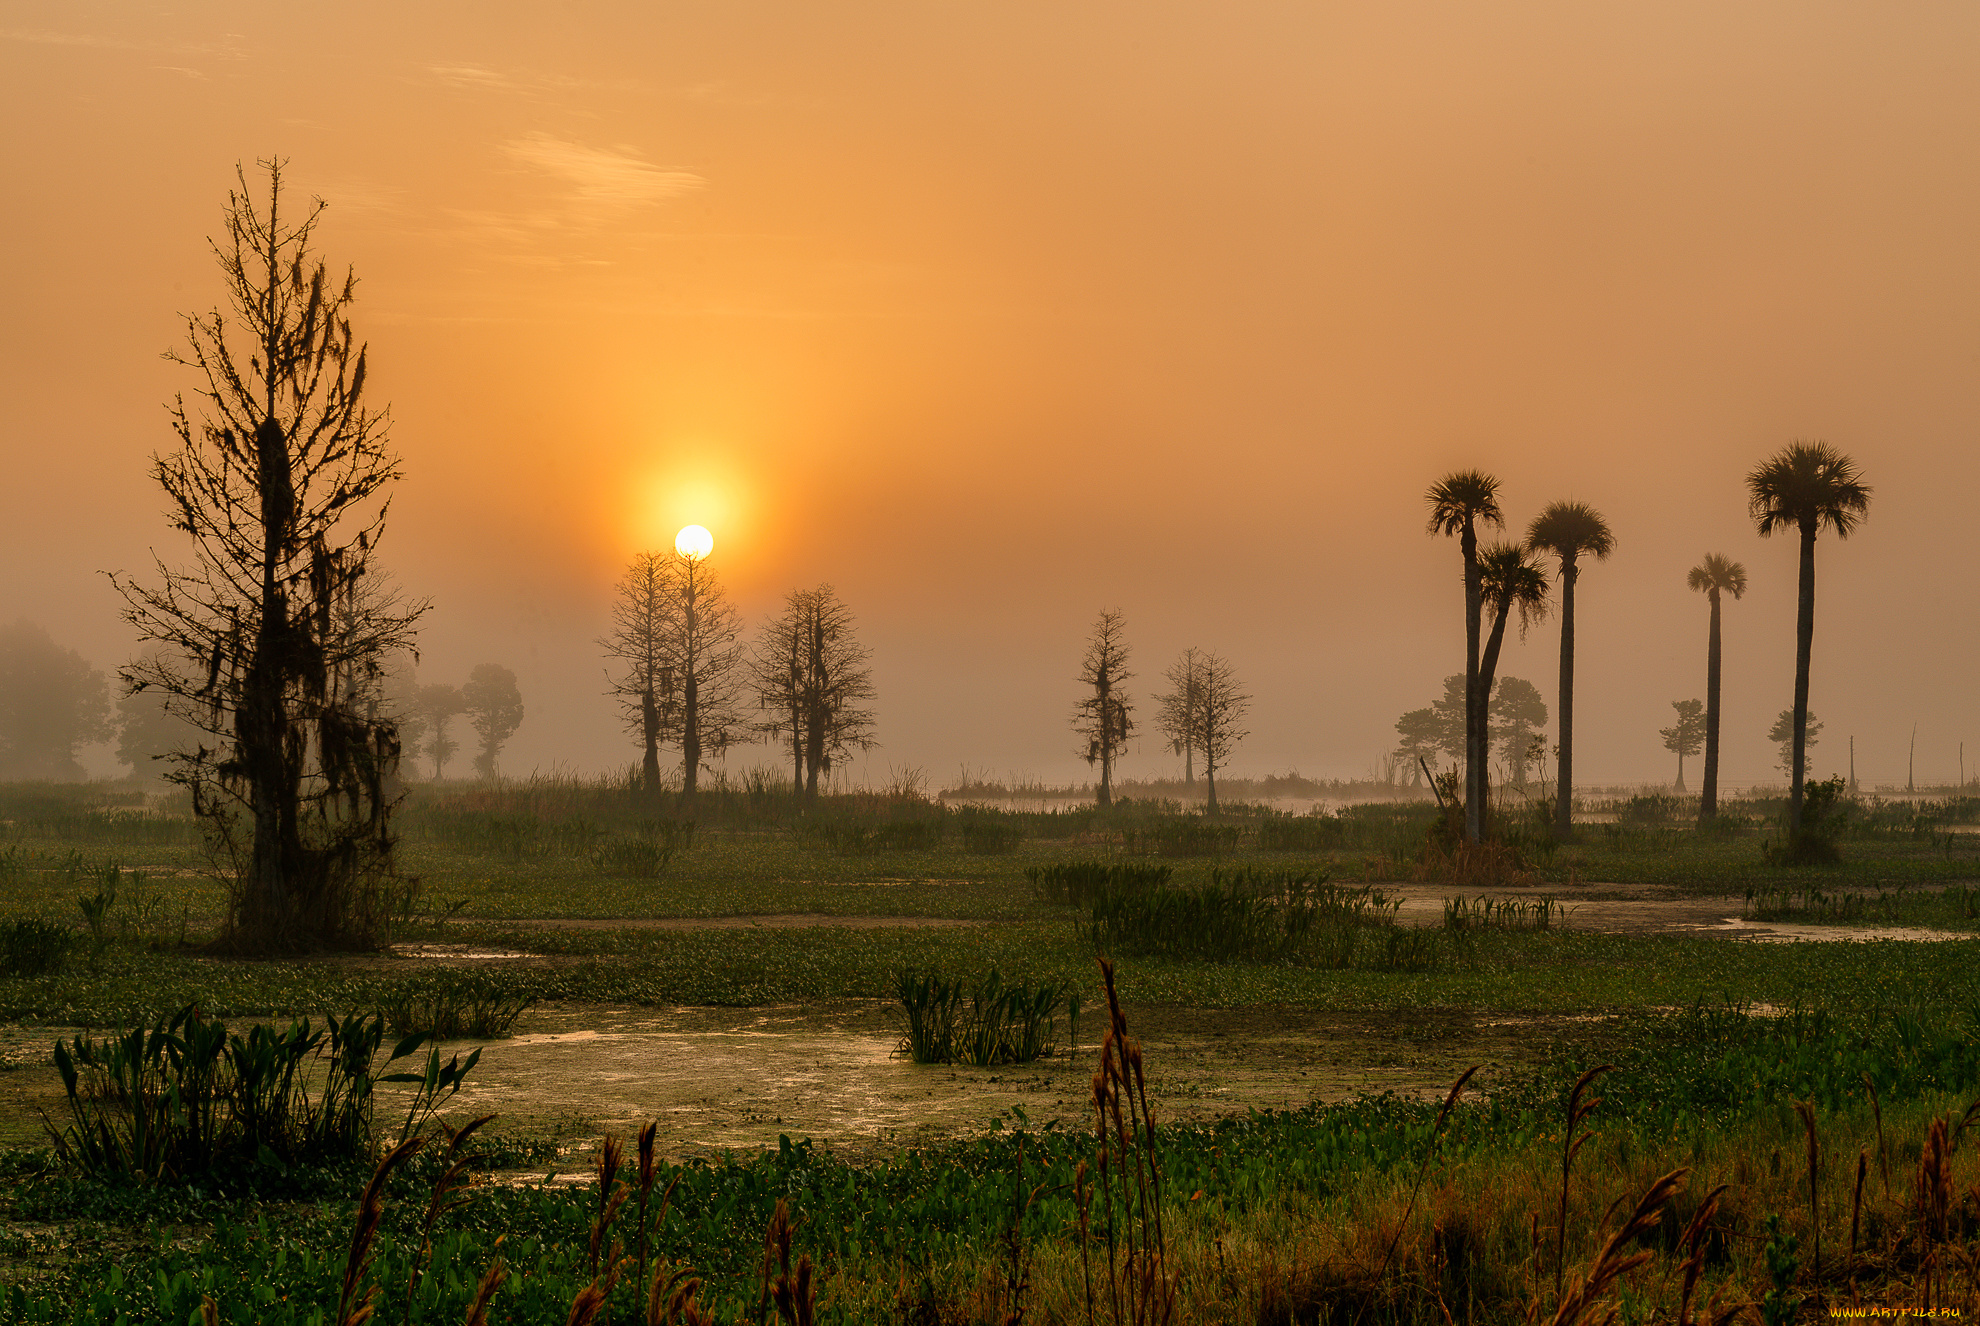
top-left (5, 2), bottom-right (1980, 791)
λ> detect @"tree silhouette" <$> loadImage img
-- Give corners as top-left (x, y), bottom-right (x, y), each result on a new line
top-left (1425, 471), bottom-right (1505, 842)
top-left (1768, 708), bottom-right (1823, 778)
top-left (0, 622), bottom-right (111, 781)
top-left (1474, 544), bottom-right (1550, 827)
top-left (666, 550), bottom-right (746, 799)
top-left (1155, 648), bottom-right (1206, 784)
top-left (1686, 553), bottom-right (1748, 821)
top-left (1661, 699), bottom-right (1705, 792)
top-left (1526, 500), bottom-right (1615, 840)
top-left (1073, 610), bottom-right (1134, 808)
top-left (462, 664), bottom-right (525, 780)
top-left (108, 160), bottom-right (422, 951)
top-left (1748, 442), bottom-right (1870, 834)
top-left (415, 683), bottom-right (466, 780)
top-left (752, 585), bottom-right (877, 803)
top-left (1156, 649), bottom-right (1249, 810)
top-left (603, 552), bottom-right (677, 794)
top-left (1491, 676), bottom-right (1549, 787)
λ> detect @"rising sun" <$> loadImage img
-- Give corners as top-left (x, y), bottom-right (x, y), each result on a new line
top-left (675, 524), bottom-right (714, 559)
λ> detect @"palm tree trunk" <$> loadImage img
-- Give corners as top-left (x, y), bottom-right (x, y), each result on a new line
top-left (1789, 522), bottom-right (1817, 834)
top-left (1477, 598), bottom-right (1515, 838)
top-left (1553, 558), bottom-right (1579, 840)
top-left (1462, 522), bottom-right (1483, 843)
top-left (1700, 589), bottom-right (1723, 822)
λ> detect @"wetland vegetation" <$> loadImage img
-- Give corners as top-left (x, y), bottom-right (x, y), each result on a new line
top-left (3, 772), bottom-right (1980, 1321)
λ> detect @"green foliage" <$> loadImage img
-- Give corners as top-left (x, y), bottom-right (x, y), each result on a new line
top-left (1759, 1213), bottom-right (1801, 1326)
top-left (1256, 813), bottom-right (1344, 851)
top-left (0, 917), bottom-right (73, 976)
top-left (592, 819), bottom-right (696, 877)
top-left (802, 817), bottom-right (945, 854)
top-left (1126, 817), bottom-right (1241, 857)
top-left (1025, 860), bottom-right (1171, 906)
top-left (957, 814), bottom-right (1025, 854)
top-left (46, 1005), bottom-right (472, 1183)
top-left (1441, 894), bottom-right (1565, 931)
top-left (381, 968), bottom-right (534, 1039)
top-left (893, 967), bottom-right (1070, 1065)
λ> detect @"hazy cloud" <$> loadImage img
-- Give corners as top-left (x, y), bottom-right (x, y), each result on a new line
top-left (501, 133), bottom-right (703, 210)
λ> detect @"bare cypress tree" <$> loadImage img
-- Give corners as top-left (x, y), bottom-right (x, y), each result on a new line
top-left (602, 551), bottom-right (678, 794)
top-left (1155, 648), bottom-right (1205, 784)
top-left (672, 552), bottom-right (748, 796)
top-left (1073, 610), bottom-right (1134, 807)
top-left (751, 585), bottom-right (877, 803)
top-left (109, 159), bottom-right (423, 951)
top-left (1157, 649), bottom-right (1250, 811)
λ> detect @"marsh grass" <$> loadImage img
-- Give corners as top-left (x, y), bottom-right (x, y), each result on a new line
top-left (1027, 861), bottom-right (1172, 907)
top-left (1442, 894), bottom-right (1567, 931)
top-left (46, 1005), bottom-right (471, 1183)
top-left (593, 820), bottom-right (696, 878)
top-left (382, 969), bottom-right (535, 1040)
top-left (894, 966), bottom-right (1071, 1066)
top-left (0, 917), bottom-right (74, 976)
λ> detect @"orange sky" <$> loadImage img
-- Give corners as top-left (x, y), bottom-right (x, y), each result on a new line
top-left (5, 2), bottom-right (1979, 789)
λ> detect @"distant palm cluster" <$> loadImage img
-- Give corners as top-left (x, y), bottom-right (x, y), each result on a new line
top-left (1411, 447), bottom-right (1868, 851)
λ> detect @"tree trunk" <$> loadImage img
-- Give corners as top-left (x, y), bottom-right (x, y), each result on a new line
top-left (245, 412), bottom-right (298, 941)
top-left (1674, 751), bottom-right (1685, 793)
top-left (1096, 674), bottom-right (1114, 808)
top-left (640, 687), bottom-right (661, 794)
top-left (1183, 741), bottom-right (1193, 785)
top-left (791, 711), bottom-right (804, 799)
top-left (1462, 522), bottom-right (1483, 842)
top-left (1477, 598), bottom-right (1516, 840)
top-left (1552, 556), bottom-right (1579, 840)
top-left (682, 572), bottom-right (700, 799)
top-left (1699, 588), bottom-right (1723, 822)
top-left (1789, 522), bottom-right (1817, 834)
top-left (1206, 761), bottom-right (1218, 812)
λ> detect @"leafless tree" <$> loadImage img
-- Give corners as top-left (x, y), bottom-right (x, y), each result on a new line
top-left (1155, 647), bottom-right (1205, 784)
top-left (602, 551), bottom-right (678, 794)
top-left (108, 159), bottom-right (424, 951)
top-left (603, 549), bottom-right (746, 799)
top-left (1158, 649), bottom-right (1250, 811)
top-left (1073, 610), bottom-right (1134, 808)
top-left (752, 585), bottom-right (877, 803)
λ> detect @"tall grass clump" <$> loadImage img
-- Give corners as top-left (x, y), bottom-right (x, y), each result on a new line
top-left (1072, 867), bottom-right (1454, 969)
top-left (593, 820), bottom-right (695, 878)
top-left (46, 1005), bottom-right (480, 1183)
top-left (383, 969), bottom-right (535, 1040)
top-left (894, 967), bottom-right (1074, 1066)
top-left (0, 917), bottom-right (75, 975)
top-left (1026, 861), bottom-right (1171, 907)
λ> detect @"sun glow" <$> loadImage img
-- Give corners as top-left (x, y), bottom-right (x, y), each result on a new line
top-left (675, 524), bottom-right (714, 559)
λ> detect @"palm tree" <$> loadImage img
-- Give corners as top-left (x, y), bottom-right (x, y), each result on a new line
top-left (1426, 471), bottom-right (1504, 842)
top-left (1526, 501), bottom-right (1616, 841)
top-left (1474, 544), bottom-right (1550, 829)
top-left (1686, 553), bottom-right (1748, 823)
top-left (1747, 441), bottom-right (1871, 836)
